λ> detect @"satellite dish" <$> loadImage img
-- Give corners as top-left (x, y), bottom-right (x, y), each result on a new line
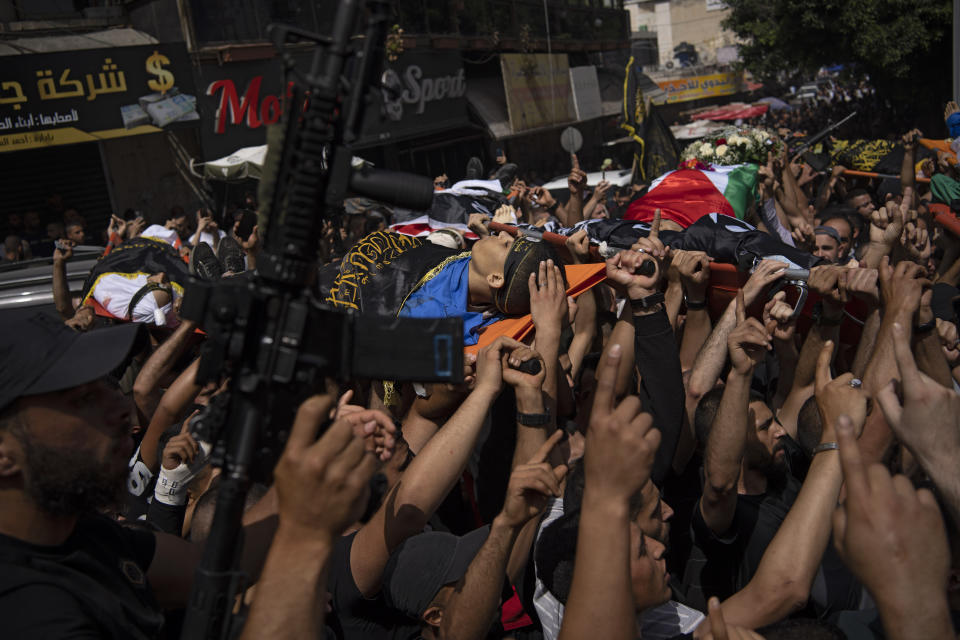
top-left (560, 127), bottom-right (583, 153)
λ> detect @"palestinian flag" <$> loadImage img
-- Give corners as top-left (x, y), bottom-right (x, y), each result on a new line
top-left (625, 164), bottom-right (759, 228)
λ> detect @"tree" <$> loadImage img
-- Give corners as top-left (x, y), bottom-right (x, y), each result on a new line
top-left (723, 0), bottom-right (953, 133)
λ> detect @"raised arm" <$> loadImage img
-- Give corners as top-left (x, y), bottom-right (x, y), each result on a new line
top-left (132, 319), bottom-right (197, 426)
top-left (442, 432), bottom-right (566, 640)
top-left (831, 412), bottom-right (953, 640)
top-left (559, 154), bottom-right (587, 227)
top-left (140, 358), bottom-right (202, 474)
top-left (685, 260), bottom-right (786, 415)
top-left (52, 239), bottom-right (76, 319)
top-left (673, 250), bottom-right (713, 371)
top-left (557, 343), bottom-right (661, 640)
top-left (700, 292), bottom-right (771, 536)
top-left (239, 398), bottom-right (393, 640)
top-left (876, 322), bottom-right (960, 524)
top-left (717, 343), bottom-right (867, 629)
top-left (349, 337), bottom-right (517, 597)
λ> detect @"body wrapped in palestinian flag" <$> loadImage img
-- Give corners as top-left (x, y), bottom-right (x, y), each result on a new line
top-left (625, 164), bottom-right (759, 227)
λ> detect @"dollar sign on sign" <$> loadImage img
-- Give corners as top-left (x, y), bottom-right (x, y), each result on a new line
top-left (146, 50), bottom-right (174, 94)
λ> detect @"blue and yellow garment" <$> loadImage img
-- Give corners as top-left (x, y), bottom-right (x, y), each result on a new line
top-left (398, 254), bottom-right (501, 347)
top-left (318, 230), bottom-right (501, 346)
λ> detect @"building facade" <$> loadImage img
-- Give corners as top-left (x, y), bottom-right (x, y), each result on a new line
top-left (0, 0), bottom-right (633, 240)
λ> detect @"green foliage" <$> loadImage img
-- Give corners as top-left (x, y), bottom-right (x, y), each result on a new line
top-left (723, 0), bottom-right (952, 124)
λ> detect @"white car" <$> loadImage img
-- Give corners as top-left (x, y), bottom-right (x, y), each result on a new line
top-left (540, 168), bottom-right (634, 193)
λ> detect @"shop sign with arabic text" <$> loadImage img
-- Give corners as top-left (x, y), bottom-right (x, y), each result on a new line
top-left (0, 44), bottom-right (196, 152)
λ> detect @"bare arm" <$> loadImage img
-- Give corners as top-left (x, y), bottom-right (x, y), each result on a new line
top-left (349, 339), bottom-right (519, 597)
top-left (140, 358), bottom-right (201, 473)
top-left (719, 345), bottom-right (867, 629)
top-left (239, 400), bottom-right (391, 639)
top-left (132, 320), bottom-right (197, 426)
top-left (444, 434), bottom-right (565, 640)
top-left (558, 344), bottom-right (660, 640)
top-left (700, 368), bottom-right (750, 535)
top-left (52, 242), bottom-right (75, 319)
top-left (701, 293), bottom-right (771, 535)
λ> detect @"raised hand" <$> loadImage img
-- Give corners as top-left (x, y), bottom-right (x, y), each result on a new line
top-left (832, 416), bottom-right (952, 638)
top-left (878, 257), bottom-right (930, 316)
top-left (630, 208), bottom-right (667, 260)
top-left (762, 291), bottom-right (796, 342)
top-left (274, 396), bottom-right (395, 541)
top-left (498, 430), bottom-right (568, 528)
top-left (727, 290), bottom-right (772, 375)
top-left (568, 154), bottom-right (587, 195)
top-left (467, 213), bottom-right (491, 237)
top-left (585, 343), bottom-right (661, 501)
top-left (843, 267), bottom-right (879, 308)
top-left (529, 259), bottom-right (568, 334)
top-left (875, 323), bottom-right (960, 481)
top-left (564, 229), bottom-right (590, 264)
top-left (814, 341), bottom-right (866, 438)
top-left (741, 259), bottom-right (787, 306)
top-left (53, 238), bottom-right (75, 263)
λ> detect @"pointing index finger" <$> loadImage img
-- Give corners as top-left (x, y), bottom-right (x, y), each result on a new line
top-left (594, 342), bottom-right (622, 415)
top-left (815, 340), bottom-right (834, 391)
top-left (735, 289), bottom-right (746, 325)
top-left (529, 429), bottom-right (565, 464)
top-left (649, 208), bottom-right (661, 241)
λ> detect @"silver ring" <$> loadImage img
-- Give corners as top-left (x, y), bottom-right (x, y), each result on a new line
top-left (636, 248), bottom-right (647, 254)
top-left (849, 378), bottom-right (862, 389)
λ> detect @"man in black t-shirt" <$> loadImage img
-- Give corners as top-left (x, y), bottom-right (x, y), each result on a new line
top-left (0, 313), bottom-right (277, 638)
top-left (0, 313), bottom-right (167, 638)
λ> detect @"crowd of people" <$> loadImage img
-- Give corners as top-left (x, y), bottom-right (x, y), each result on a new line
top-left (2, 88), bottom-right (960, 640)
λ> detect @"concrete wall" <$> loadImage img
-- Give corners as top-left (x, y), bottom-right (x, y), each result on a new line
top-left (665, 0), bottom-right (735, 64)
top-left (623, 0), bottom-right (737, 67)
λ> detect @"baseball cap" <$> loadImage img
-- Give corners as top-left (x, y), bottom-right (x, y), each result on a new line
top-left (0, 311), bottom-right (145, 412)
top-left (382, 526), bottom-right (490, 620)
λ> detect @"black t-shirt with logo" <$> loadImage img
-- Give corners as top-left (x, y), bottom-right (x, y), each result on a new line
top-left (0, 514), bottom-right (163, 639)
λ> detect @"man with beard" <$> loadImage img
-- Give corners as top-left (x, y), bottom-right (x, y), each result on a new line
top-left (0, 311), bottom-right (396, 639)
top-left (685, 292), bottom-right (800, 605)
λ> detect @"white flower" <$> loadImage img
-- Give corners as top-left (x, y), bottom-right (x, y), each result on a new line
top-left (728, 135), bottom-right (746, 146)
top-left (715, 144), bottom-right (729, 156)
top-left (699, 143), bottom-right (713, 155)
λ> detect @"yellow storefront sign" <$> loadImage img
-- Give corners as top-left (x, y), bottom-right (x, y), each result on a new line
top-left (657, 72), bottom-right (741, 104)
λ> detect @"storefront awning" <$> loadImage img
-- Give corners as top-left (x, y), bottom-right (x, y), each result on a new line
top-left (691, 102), bottom-right (769, 121)
top-left (0, 28), bottom-right (158, 56)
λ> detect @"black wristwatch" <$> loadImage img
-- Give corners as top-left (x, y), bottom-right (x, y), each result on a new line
top-left (915, 318), bottom-right (936, 334)
top-left (684, 295), bottom-right (707, 311)
top-left (629, 292), bottom-right (665, 311)
top-left (517, 411), bottom-right (551, 426)
top-left (812, 301), bottom-right (843, 326)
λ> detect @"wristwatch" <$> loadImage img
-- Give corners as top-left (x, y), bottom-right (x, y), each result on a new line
top-left (517, 411), bottom-right (551, 426)
top-left (915, 318), bottom-right (936, 334)
top-left (812, 301), bottom-right (843, 326)
top-left (684, 295), bottom-right (707, 311)
top-left (629, 292), bottom-right (665, 311)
